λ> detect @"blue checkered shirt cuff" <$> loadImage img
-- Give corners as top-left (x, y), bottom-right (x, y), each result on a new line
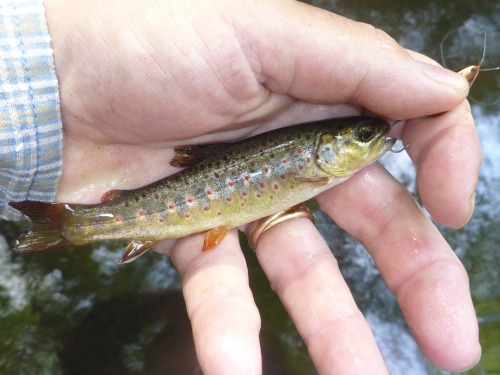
top-left (0, 0), bottom-right (63, 220)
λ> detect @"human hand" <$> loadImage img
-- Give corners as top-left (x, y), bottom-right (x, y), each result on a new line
top-left (45, 0), bottom-right (481, 373)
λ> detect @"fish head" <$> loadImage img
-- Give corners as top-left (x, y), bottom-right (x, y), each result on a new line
top-left (314, 117), bottom-right (396, 178)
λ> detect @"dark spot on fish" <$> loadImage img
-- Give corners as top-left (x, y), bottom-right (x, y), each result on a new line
top-left (134, 196), bottom-right (140, 202)
top-left (214, 172), bottom-right (220, 178)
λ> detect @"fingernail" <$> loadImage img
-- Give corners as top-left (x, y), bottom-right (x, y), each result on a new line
top-left (416, 60), bottom-right (468, 88)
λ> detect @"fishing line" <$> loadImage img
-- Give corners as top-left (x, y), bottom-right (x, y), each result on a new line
top-left (441, 27), bottom-right (500, 104)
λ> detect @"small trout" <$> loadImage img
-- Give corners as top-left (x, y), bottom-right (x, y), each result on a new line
top-left (10, 116), bottom-right (396, 263)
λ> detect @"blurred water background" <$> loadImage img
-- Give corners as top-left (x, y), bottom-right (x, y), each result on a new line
top-left (1, 0), bottom-right (499, 374)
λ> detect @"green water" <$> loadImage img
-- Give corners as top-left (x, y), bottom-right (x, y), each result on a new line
top-left (1, 0), bottom-right (499, 374)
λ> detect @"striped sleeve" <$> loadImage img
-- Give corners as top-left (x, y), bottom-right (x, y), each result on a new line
top-left (0, 0), bottom-right (63, 220)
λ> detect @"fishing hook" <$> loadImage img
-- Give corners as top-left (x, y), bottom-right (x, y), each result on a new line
top-left (390, 142), bottom-right (410, 154)
top-left (389, 120), bottom-right (409, 153)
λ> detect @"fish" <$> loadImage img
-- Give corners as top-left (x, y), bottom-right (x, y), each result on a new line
top-left (9, 116), bottom-right (396, 263)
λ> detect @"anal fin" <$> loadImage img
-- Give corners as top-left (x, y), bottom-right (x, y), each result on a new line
top-left (203, 226), bottom-right (231, 251)
top-left (119, 240), bottom-right (158, 264)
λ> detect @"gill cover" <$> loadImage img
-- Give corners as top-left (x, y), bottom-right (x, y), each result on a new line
top-left (314, 118), bottom-right (390, 177)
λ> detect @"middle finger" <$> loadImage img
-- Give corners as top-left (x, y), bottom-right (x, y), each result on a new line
top-left (254, 217), bottom-right (388, 375)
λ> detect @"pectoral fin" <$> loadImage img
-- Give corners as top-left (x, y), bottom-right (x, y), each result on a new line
top-left (203, 226), bottom-right (231, 251)
top-left (119, 240), bottom-right (159, 264)
top-left (294, 175), bottom-right (329, 184)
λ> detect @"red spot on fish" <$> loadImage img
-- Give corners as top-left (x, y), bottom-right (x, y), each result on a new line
top-left (227, 197), bottom-right (232, 202)
top-left (282, 159), bottom-right (287, 164)
top-left (207, 189), bottom-right (212, 195)
top-left (168, 204), bottom-right (174, 210)
top-left (241, 203), bottom-right (245, 206)
top-left (228, 181), bottom-right (234, 187)
top-left (280, 174), bottom-right (286, 179)
top-left (274, 184), bottom-right (279, 190)
top-left (187, 197), bottom-right (194, 203)
top-left (260, 182), bottom-right (265, 188)
top-left (297, 149), bottom-right (303, 154)
top-left (242, 191), bottom-right (248, 196)
top-left (204, 206), bottom-right (210, 211)
top-left (185, 213), bottom-right (190, 218)
top-left (256, 194), bottom-right (261, 198)
top-left (244, 175), bottom-right (250, 180)
top-left (139, 211), bottom-right (145, 216)
top-left (115, 217), bottom-right (122, 222)
top-left (95, 219), bottom-right (101, 224)
top-left (264, 167), bottom-right (269, 173)
top-left (159, 218), bottom-right (164, 223)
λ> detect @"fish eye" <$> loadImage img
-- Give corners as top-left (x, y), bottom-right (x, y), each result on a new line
top-left (355, 125), bottom-right (376, 143)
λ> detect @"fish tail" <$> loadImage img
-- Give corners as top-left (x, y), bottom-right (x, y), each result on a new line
top-left (8, 200), bottom-right (75, 253)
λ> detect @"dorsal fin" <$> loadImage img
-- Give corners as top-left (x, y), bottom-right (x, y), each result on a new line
top-left (170, 143), bottom-right (229, 168)
top-left (101, 189), bottom-right (124, 202)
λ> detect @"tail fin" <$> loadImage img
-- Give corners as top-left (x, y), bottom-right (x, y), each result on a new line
top-left (8, 201), bottom-right (75, 253)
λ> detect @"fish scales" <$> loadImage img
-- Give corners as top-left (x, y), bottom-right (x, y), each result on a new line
top-left (9, 116), bottom-right (396, 261)
top-left (63, 126), bottom-right (323, 243)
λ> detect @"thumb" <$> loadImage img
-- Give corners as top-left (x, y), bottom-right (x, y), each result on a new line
top-left (239, 1), bottom-right (469, 119)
